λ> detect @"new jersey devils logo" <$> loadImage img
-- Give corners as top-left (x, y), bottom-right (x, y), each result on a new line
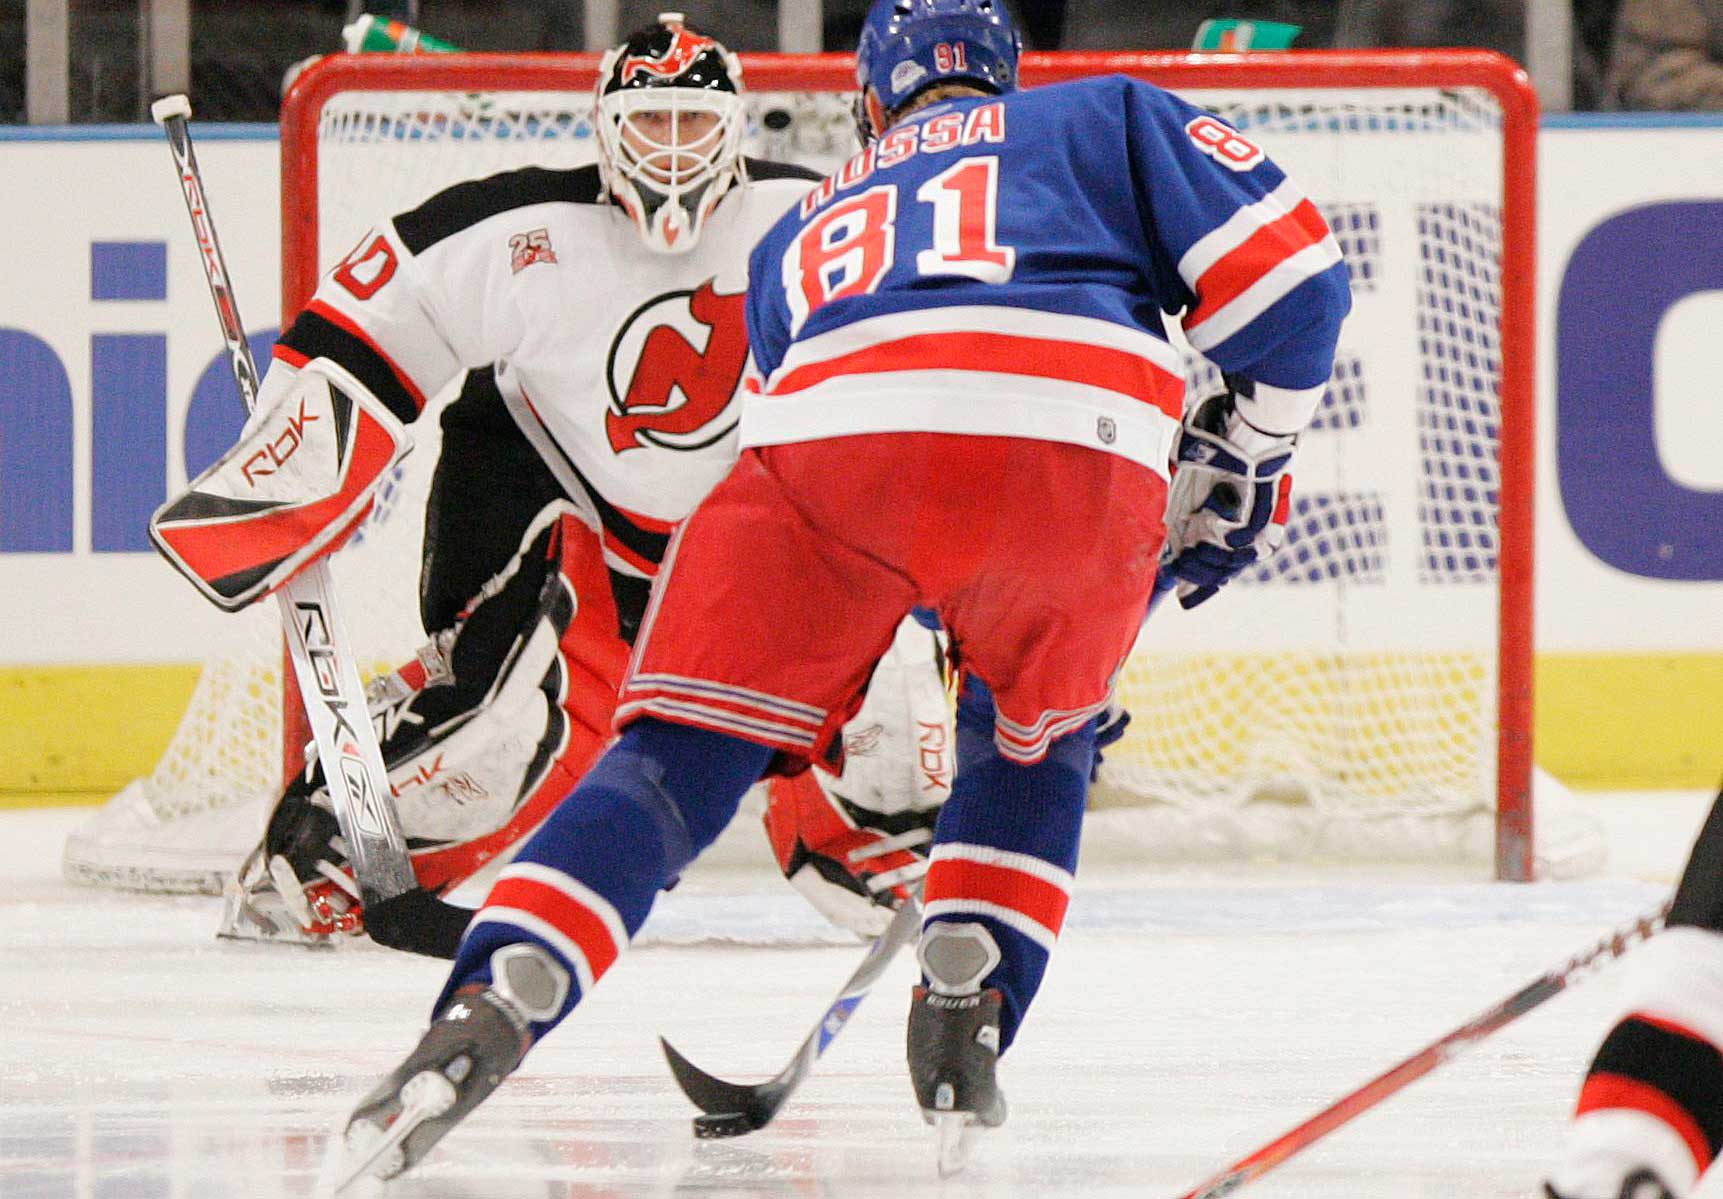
top-left (619, 26), bottom-right (712, 85)
top-left (605, 280), bottom-right (749, 453)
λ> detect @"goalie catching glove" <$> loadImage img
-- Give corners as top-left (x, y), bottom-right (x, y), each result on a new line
top-left (149, 358), bottom-right (411, 611)
top-left (1160, 384), bottom-right (1297, 610)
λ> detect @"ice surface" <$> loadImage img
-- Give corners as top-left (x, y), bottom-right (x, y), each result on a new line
top-left (3, 801), bottom-right (1718, 1199)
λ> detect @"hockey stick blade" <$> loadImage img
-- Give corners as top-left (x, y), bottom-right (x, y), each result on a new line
top-left (661, 892), bottom-right (924, 1137)
top-left (1173, 898), bottom-right (1672, 1199)
top-left (660, 1037), bottom-right (785, 1135)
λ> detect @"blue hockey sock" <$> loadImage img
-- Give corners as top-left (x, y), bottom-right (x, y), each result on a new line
top-left (922, 676), bottom-right (1095, 1051)
top-left (436, 719), bottom-right (774, 1037)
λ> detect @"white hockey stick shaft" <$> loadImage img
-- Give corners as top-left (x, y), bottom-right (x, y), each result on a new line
top-left (151, 94), bottom-right (418, 905)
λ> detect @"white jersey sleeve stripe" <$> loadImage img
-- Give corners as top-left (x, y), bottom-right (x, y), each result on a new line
top-left (1183, 196), bottom-right (1335, 334)
top-left (1184, 239), bottom-right (1346, 353)
top-left (1176, 177), bottom-right (1309, 285)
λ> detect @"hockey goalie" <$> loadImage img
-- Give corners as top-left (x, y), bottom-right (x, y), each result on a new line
top-left (142, 13), bottom-right (954, 956)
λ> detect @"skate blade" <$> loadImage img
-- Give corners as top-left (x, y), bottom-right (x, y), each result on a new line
top-left (216, 884), bottom-right (332, 947)
top-left (267, 853), bottom-right (318, 927)
top-left (933, 1112), bottom-right (972, 1178)
top-left (330, 1070), bottom-right (457, 1194)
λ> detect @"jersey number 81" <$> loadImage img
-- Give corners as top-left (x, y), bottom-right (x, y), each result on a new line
top-left (782, 156), bottom-right (1016, 334)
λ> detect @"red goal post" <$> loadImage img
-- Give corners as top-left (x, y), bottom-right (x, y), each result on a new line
top-left (283, 48), bottom-right (1538, 879)
top-left (60, 49), bottom-right (1545, 897)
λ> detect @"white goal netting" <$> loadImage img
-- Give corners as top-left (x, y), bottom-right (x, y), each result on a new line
top-left (64, 53), bottom-right (1600, 896)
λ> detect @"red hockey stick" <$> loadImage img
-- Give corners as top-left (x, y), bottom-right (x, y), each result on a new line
top-left (1175, 899), bottom-right (1672, 1199)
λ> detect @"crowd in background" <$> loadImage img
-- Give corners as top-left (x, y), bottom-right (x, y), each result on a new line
top-left (0, 0), bottom-right (1719, 122)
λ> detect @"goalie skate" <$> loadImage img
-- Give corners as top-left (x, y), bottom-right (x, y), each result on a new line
top-left (218, 845), bottom-right (357, 948)
top-left (907, 922), bottom-right (1008, 1178)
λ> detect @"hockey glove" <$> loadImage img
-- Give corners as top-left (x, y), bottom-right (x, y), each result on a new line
top-left (1091, 697), bottom-right (1132, 782)
top-left (271, 792), bottom-right (362, 933)
top-left (763, 767), bottom-right (936, 937)
top-left (1161, 387), bottom-right (1297, 610)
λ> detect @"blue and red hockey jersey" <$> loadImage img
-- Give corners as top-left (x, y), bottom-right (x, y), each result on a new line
top-left (740, 74), bottom-right (1352, 473)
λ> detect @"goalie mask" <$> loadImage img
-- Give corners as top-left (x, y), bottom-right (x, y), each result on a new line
top-left (595, 13), bottom-right (746, 254)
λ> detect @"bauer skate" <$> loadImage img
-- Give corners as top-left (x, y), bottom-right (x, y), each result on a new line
top-left (907, 921), bottom-right (1008, 1177)
top-left (333, 943), bottom-right (567, 1189)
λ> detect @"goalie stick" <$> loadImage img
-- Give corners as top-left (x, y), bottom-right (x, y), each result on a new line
top-left (1174, 898), bottom-right (1673, 1199)
top-left (151, 94), bottom-right (465, 952)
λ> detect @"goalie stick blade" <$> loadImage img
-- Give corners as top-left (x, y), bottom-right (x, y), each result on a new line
top-left (363, 885), bottom-right (472, 959)
top-left (659, 1036), bottom-right (788, 1135)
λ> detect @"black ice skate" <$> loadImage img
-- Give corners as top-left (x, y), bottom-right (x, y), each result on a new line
top-left (1545, 1169), bottom-right (1678, 1199)
top-left (907, 920), bottom-right (1008, 1177)
top-left (333, 943), bottom-right (568, 1190)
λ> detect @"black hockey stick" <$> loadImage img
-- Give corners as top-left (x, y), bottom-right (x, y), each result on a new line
top-left (1173, 898), bottom-right (1672, 1199)
top-left (660, 576), bottom-right (1182, 1135)
top-left (151, 94), bottom-right (470, 958)
top-left (662, 891), bottom-right (924, 1137)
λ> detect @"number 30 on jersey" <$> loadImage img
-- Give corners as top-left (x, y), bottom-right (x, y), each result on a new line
top-left (783, 156), bottom-right (1016, 333)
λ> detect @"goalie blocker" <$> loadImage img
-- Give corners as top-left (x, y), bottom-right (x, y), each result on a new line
top-left (150, 358), bottom-right (412, 611)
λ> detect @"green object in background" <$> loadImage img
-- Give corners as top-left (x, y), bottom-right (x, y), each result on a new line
top-left (343, 14), bottom-right (463, 53)
top-left (1191, 19), bottom-right (1303, 51)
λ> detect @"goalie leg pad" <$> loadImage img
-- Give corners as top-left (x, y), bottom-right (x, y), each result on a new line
top-left (229, 510), bottom-right (631, 951)
top-left (401, 511), bottom-right (634, 894)
top-left (763, 618), bottom-right (954, 936)
top-left (150, 357), bottom-right (412, 611)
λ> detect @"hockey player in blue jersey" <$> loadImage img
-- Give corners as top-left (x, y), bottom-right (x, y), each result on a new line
top-left (333, 0), bottom-right (1350, 1183)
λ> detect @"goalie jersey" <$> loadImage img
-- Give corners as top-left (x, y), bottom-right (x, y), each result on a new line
top-left (742, 75), bottom-right (1353, 467)
top-left (264, 161), bottom-right (816, 579)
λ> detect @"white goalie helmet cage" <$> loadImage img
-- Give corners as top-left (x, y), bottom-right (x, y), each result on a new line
top-left (594, 12), bottom-right (748, 254)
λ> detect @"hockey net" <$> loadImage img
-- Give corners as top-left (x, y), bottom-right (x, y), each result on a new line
top-left (64, 49), bottom-right (1598, 896)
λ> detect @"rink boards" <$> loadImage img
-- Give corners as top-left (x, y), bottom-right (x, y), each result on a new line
top-left (0, 116), bottom-right (1719, 795)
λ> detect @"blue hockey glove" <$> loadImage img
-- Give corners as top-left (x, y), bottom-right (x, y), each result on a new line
top-left (1090, 698), bottom-right (1131, 782)
top-left (1161, 389), bottom-right (1297, 610)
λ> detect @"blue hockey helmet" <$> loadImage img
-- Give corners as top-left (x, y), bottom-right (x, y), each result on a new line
top-left (855, 0), bottom-right (1021, 138)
